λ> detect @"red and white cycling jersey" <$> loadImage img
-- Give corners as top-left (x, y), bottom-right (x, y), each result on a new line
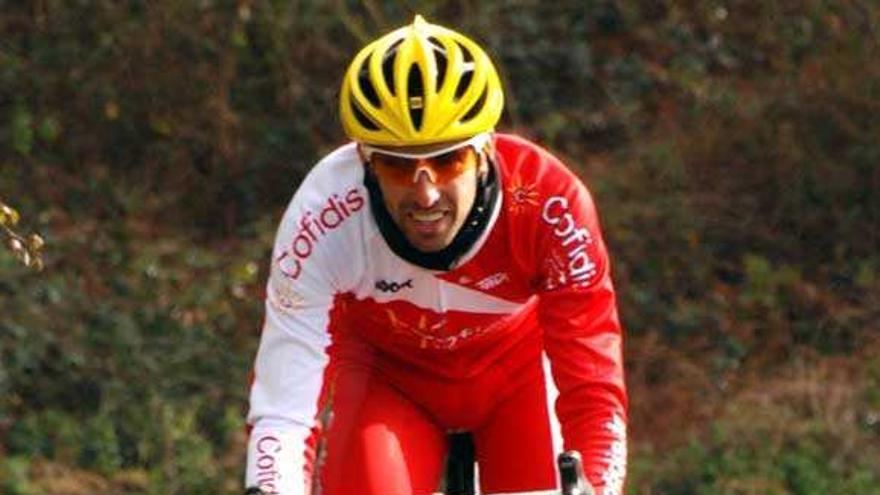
top-left (246, 134), bottom-right (628, 495)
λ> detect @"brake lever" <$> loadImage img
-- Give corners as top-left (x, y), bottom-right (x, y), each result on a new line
top-left (558, 450), bottom-right (594, 495)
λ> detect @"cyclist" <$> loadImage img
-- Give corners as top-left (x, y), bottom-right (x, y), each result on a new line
top-left (245, 15), bottom-right (627, 495)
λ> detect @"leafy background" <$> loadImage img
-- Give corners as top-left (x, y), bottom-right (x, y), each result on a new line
top-left (1, 1), bottom-right (878, 494)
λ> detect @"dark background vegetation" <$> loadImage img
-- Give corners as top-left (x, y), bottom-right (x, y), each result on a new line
top-left (1, 1), bottom-right (878, 494)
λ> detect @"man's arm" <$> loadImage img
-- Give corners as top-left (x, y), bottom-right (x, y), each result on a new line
top-left (245, 196), bottom-right (337, 495)
top-left (536, 178), bottom-right (628, 495)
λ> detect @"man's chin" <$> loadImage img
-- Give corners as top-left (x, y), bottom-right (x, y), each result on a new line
top-left (402, 216), bottom-right (457, 252)
top-left (407, 234), bottom-right (454, 253)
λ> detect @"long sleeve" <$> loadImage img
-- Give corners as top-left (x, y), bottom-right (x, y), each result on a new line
top-left (245, 193), bottom-right (337, 495)
top-left (535, 175), bottom-right (628, 495)
top-left (243, 143), bottom-right (370, 495)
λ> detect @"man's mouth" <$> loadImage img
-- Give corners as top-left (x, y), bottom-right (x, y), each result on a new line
top-left (410, 210), bottom-right (446, 222)
top-left (407, 209), bottom-right (452, 237)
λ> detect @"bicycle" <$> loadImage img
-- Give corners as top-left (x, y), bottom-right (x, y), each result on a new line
top-left (444, 432), bottom-right (593, 495)
top-left (443, 450), bottom-right (593, 494)
top-left (245, 434), bottom-right (593, 495)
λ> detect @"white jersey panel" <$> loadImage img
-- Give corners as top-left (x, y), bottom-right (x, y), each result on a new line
top-left (246, 143), bottom-right (370, 494)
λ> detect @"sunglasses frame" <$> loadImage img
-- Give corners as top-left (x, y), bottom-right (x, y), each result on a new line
top-left (359, 132), bottom-right (492, 162)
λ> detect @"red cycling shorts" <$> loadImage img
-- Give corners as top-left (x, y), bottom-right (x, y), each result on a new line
top-left (311, 330), bottom-right (560, 495)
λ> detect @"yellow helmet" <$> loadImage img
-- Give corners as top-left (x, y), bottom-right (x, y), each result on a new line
top-left (340, 15), bottom-right (504, 146)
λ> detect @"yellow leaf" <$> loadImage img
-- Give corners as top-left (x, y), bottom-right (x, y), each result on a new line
top-left (105, 101), bottom-right (120, 120)
top-left (1, 204), bottom-right (20, 226)
top-left (28, 233), bottom-right (45, 251)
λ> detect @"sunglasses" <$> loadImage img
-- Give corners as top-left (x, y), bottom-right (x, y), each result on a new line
top-left (361, 133), bottom-right (490, 186)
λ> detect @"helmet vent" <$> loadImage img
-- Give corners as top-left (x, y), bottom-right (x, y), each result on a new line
top-left (382, 40), bottom-right (403, 96)
top-left (429, 37), bottom-right (448, 91)
top-left (407, 64), bottom-right (425, 130)
top-left (458, 41), bottom-right (474, 63)
top-left (352, 102), bottom-right (380, 130)
top-left (461, 86), bottom-right (488, 123)
top-left (387, 38), bottom-right (405, 54)
top-left (454, 68), bottom-right (473, 101)
top-left (358, 57), bottom-right (382, 107)
top-left (427, 36), bottom-right (444, 51)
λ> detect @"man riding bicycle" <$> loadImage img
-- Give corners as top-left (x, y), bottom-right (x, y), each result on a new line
top-left (245, 16), bottom-right (628, 495)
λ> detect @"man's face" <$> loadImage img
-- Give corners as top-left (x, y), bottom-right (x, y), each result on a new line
top-left (364, 139), bottom-right (486, 253)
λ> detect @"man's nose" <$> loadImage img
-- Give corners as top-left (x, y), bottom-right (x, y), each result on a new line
top-left (412, 166), bottom-right (441, 208)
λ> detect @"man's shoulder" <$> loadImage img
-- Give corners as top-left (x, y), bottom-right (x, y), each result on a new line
top-left (492, 133), bottom-right (585, 197)
top-left (284, 142), bottom-right (368, 225)
top-left (492, 132), bottom-right (550, 162)
top-left (491, 134), bottom-right (606, 291)
top-left (276, 141), bottom-right (370, 259)
top-left (493, 132), bottom-right (578, 175)
top-left (301, 142), bottom-right (362, 191)
top-left (271, 143), bottom-right (370, 291)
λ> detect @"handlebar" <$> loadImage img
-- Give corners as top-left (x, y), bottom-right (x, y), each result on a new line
top-left (244, 449), bottom-right (593, 495)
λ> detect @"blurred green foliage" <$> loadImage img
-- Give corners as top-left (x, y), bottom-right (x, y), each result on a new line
top-left (636, 424), bottom-right (879, 495)
top-left (629, 351), bottom-right (880, 494)
top-left (1, 0), bottom-right (878, 493)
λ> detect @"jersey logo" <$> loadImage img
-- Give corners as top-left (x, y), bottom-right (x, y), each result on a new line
top-left (375, 278), bottom-right (414, 293)
top-left (277, 187), bottom-right (365, 279)
top-left (254, 435), bottom-right (282, 495)
top-left (507, 176), bottom-right (540, 214)
top-left (271, 278), bottom-right (307, 312)
top-left (542, 196), bottom-right (600, 287)
top-left (385, 310), bottom-right (488, 350)
top-left (475, 272), bottom-right (509, 291)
